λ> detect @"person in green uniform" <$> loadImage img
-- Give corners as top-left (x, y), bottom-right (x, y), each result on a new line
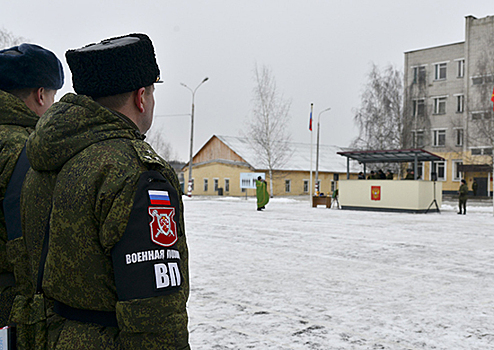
top-left (255, 176), bottom-right (269, 211)
top-left (472, 180), bottom-right (478, 196)
top-left (0, 43), bottom-right (63, 347)
top-left (458, 179), bottom-right (468, 215)
top-left (20, 34), bottom-right (189, 349)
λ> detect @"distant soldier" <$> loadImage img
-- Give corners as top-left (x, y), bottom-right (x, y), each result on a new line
top-left (0, 43), bottom-right (63, 347)
top-left (256, 176), bottom-right (269, 211)
top-left (386, 169), bottom-right (393, 180)
top-left (458, 179), bottom-right (468, 215)
top-left (21, 34), bottom-right (189, 348)
top-left (472, 179), bottom-right (478, 196)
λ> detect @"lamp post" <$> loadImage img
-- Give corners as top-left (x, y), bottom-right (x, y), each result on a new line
top-left (315, 107), bottom-right (331, 194)
top-left (181, 77), bottom-right (209, 197)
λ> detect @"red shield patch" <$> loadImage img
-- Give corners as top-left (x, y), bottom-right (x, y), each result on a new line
top-left (371, 186), bottom-right (381, 201)
top-left (148, 207), bottom-right (178, 247)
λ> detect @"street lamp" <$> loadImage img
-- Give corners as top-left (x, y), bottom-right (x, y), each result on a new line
top-left (181, 77), bottom-right (209, 197)
top-left (315, 107), bottom-right (331, 194)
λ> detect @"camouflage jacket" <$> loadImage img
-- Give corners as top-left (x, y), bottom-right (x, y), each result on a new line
top-left (459, 183), bottom-right (469, 200)
top-left (21, 93), bottom-right (190, 349)
top-left (0, 90), bottom-right (38, 327)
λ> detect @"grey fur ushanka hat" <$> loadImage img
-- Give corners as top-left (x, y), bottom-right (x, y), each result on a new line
top-left (65, 33), bottom-right (160, 98)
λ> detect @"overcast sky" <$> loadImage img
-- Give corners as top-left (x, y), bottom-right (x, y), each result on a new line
top-left (3, 1), bottom-right (494, 161)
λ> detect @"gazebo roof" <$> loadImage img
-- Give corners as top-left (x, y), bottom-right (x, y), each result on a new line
top-left (337, 149), bottom-right (445, 164)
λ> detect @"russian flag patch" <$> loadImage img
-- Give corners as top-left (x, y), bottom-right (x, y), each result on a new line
top-left (148, 190), bottom-right (171, 206)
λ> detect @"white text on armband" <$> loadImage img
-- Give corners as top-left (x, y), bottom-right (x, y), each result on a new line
top-left (155, 262), bottom-right (181, 288)
top-left (125, 249), bottom-right (180, 264)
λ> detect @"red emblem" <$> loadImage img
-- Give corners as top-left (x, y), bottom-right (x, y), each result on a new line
top-left (371, 186), bottom-right (381, 201)
top-left (148, 207), bottom-right (178, 247)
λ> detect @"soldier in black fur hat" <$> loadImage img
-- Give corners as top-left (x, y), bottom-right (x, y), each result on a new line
top-left (20, 34), bottom-right (190, 349)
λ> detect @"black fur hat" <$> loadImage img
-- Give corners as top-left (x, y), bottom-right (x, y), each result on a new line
top-left (66, 33), bottom-right (160, 98)
top-left (0, 43), bottom-right (64, 91)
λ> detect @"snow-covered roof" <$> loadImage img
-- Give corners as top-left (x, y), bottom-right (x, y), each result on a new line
top-left (214, 135), bottom-right (358, 173)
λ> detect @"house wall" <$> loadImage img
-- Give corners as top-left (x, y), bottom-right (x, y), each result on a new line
top-left (185, 161), bottom-right (358, 197)
top-left (403, 15), bottom-right (494, 196)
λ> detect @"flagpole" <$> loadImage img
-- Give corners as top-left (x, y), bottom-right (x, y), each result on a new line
top-left (309, 103), bottom-right (314, 206)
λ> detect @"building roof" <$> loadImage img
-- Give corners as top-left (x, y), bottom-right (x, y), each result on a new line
top-left (204, 135), bottom-right (359, 173)
top-left (337, 149), bottom-right (445, 164)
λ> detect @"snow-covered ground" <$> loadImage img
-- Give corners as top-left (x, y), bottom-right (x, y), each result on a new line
top-left (184, 196), bottom-right (494, 349)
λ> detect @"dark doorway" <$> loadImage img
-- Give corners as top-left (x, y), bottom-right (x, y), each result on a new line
top-left (473, 177), bottom-right (487, 196)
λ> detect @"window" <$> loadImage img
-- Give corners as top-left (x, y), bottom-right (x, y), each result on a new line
top-left (224, 179), bottom-right (230, 192)
top-left (452, 160), bottom-right (463, 181)
top-left (303, 180), bottom-right (309, 193)
top-left (471, 147), bottom-right (493, 156)
top-left (471, 111), bottom-right (491, 120)
top-left (414, 130), bottom-right (424, 148)
top-left (435, 63), bottom-right (447, 80)
top-left (455, 128), bottom-right (464, 146)
top-left (456, 95), bottom-right (464, 113)
top-left (331, 181), bottom-right (336, 192)
top-left (213, 178), bottom-right (219, 191)
top-left (203, 179), bottom-right (208, 192)
top-left (285, 180), bottom-right (291, 193)
top-left (411, 131), bottom-right (424, 148)
top-left (413, 66), bottom-right (426, 84)
top-left (412, 99), bottom-right (425, 116)
top-left (472, 75), bottom-right (494, 85)
top-left (457, 59), bottom-right (465, 78)
top-left (433, 97), bottom-right (447, 114)
top-left (432, 129), bottom-right (446, 147)
top-left (417, 162), bottom-right (423, 179)
top-left (431, 161), bottom-right (446, 181)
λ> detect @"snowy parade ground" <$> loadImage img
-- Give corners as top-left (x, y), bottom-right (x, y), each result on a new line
top-left (185, 196), bottom-right (494, 349)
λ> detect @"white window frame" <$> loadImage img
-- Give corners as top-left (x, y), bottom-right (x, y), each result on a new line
top-left (417, 162), bottom-right (424, 179)
top-left (412, 65), bottom-right (427, 84)
top-left (456, 59), bottom-right (465, 78)
top-left (431, 161), bottom-right (447, 181)
top-left (472, 147), bottom-right (493, 155)
top-left (433, 96), bottom-right (447, 114)
top-left (454, 128), bottom-right (464, 147)
top-left (455, 94), bottom-right (464, 113)
top-left (224, 178), bottom-right (230, 192)
top-left (213, 178), bottom-right (219, 192)
top-left (285, 179), bottom-right (291, 193)
top-left (303, 180), bottom-right (309, 193)
top-left (471, 110), bottom-right (491, 120)
top-left (203, 178), bottom-right (208, 192)
top-left (434, 62), bottom-right (447, 80)
top-left (412, 99), bottom-right (425, 117)
top-left (432, 129), bottom-right (446, 147)
top-left (411, 130), bottom-right (425, 148)
top-left (452, 160), bottom-right (463, 182)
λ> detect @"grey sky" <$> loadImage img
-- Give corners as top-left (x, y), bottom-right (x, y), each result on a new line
top-left (3, 1), bottom-right (493, 161)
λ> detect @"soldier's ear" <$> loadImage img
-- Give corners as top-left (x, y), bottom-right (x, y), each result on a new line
top-left (134, 87), bottom-right (146, 113)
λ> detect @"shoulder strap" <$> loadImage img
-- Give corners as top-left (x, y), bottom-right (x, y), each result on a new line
top-left (36, 207), bottom-right (51, 294)
top-left (3, 145), bottom-right (30, 241)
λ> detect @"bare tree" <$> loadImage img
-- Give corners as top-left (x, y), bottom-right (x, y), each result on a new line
top-left (351, 63), bottom-right (409, 172)
top-left (0, 28), bottom-right (27, 49)
top-left (245, 64), bottom-right (292, 197)
top-left (146, 129), bottom-right (178, 161)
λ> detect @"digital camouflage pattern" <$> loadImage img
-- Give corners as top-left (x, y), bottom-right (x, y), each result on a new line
top-left (0, 89), bottom-right (38, 328)
top-left (21, 93), bottom-right (190, 349)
